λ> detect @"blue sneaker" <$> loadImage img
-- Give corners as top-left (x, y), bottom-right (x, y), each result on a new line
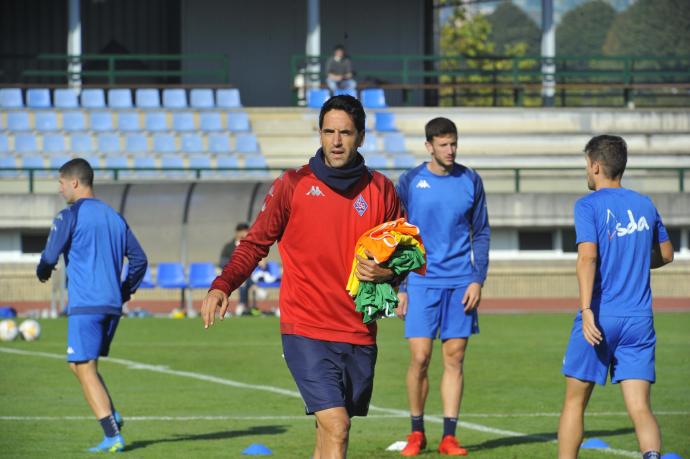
top-left (113, 411), bottom-right (124, 430)
top-left (88, 434), bottom-right (125, 453)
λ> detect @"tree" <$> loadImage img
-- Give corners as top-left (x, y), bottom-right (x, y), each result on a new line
top-left (557, 1), bottom-right (617, 56)
top-left (486, 1), bottom-right (541, 56)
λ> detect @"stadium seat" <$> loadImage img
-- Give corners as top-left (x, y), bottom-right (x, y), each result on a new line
top-left (0, 155), bottom-right (17, 177)
top-left (181, 134), bottom-right (203, 153)
top-left (107, 89), bottom-right (133, 109)
top-left (188, 153), bottom-right (212, 170)
top-left (392, 153), bottom-right (416, 169)
top-left (0, 134), bottom-right (9, 153)
top-left (160, 154), bottom-right (189, 178)
top-left (89, 111), bottom-right (114, 131)
top-left (133, 156), bottom-right (157, 177)
top-left (383, 132), bottom-right (407, 153)
top-left (80, 89), bottom-right (106, 108)
top-left (14, 134), bottom-right (38, 153)
top-left (135, 88), bottom-right (160, 109)
top-left (153, 134), bottom-right (177, 154)
top-left (105, 155), bottom-right (128, 170)
top-left (208, 134), bottom-right (231, 153)
top-left (7, 111), bottom-right (31, 131)
top-left (83, 155), bottom-right (101, 169)
top-left (117, 111), bottom-right (141, 131)
top-left (235, 133), bottom-right (259, 154)
top-left (361, 88), bottom-right (387, 108)
top-left (49, 155), bottom-right (72, 171)
top-left (125, 134), bottom-right (148, 154)
top-left (145, 111), bottom-right (168, 131)
top-left (216, 88), bottom-right (242, 108)
top-left (244, 155), bottom-right (269, 176)
top-left (26, 88), bottom-right (51, 108)
top-left (364, 153), bottom-right (388, 169)
top-left (35, 112), bottom-right (59, 134)
top-left (172, 112), bottom-right (195, 131)
top-left (359, 134), bottom-right (379, 154)
top-left (334, 88), bottom-right (357, 98)
top-left (199, 112), bottom-right (222, 131)
top-left (61, 111), bottom-right (86, 131)
top-left (98, 133), bottom-right (121, 154)
top-left (70, 134), bottom-right (94, 153)
top-left (0, 88), bottom-right (23, 108)
top-left (43, 134), bottom-right (67, 154)
top-left (214, 154), bottom-right (239, 176)
top-left (138, 266), bottom-right (155, 289)
top-left (162, 89), bottom-right (187, 108)
top-left (307, 88), bottom-right (330, 109)
top-left (227, 112), bottom-right (250, 132)
top-left (22, 155), bottom-right (44, 169)
top-left (54, 89), bottom-right (79, 108)
top-left (190, 89), bottom-right (214, 108)
top-left (374, 112), bottom-right (397, 132)
top-left (188, 262), bottom-right (217, 289)
top-left (156, 262), bottom-right (187, 288)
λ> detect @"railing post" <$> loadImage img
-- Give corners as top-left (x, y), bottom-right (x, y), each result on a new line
top-left (29, 169), bottom-right (35, 194)
top-left (680, 168), bottom-right (685, 192)
top-left (109, 56), bottom-right (116, 85)
top-left (514, 168), bottom-right (520, 193)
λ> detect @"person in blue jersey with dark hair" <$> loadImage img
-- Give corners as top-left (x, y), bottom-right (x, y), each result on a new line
top-left (558, 136), bottom-right (674, 459)
top-left (36, 158), bottom-right (147, 453)
top-left (395, 117), bottom-right (490, 456)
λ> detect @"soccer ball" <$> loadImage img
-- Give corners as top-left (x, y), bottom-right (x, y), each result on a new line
top-left (19, 319), bottom-right (41, 341)
top-left (0, 319), bottom-right (19, 342)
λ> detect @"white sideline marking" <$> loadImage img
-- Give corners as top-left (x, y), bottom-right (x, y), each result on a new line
top-left (0, 347), bottom-right (653, 457)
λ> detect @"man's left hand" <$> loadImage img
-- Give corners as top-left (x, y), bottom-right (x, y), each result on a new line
top-left (462, 282), bottom-right (482, 312)
top-left (355, 250), bottom-right (394, 283)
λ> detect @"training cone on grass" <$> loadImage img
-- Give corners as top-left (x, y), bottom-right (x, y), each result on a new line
top-left (241, 443), bottom-right (272, 455)
top-left (581, 438), bottom-right (610, 449)
top-left (661, 453), bottom-right (684, 459)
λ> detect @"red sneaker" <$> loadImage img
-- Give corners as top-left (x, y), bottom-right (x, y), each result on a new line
top-left (438, 435), bottom-right (468, 456)
top-left (400, 431), bottom-right (427, 456)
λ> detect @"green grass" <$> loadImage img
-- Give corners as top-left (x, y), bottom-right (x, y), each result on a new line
top-left (1, 313), bottom-right (688, 458)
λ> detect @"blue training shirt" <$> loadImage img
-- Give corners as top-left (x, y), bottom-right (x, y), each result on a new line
top-left (574, 187), bottom-right (668, 317)
top-left (37, 198), bottom-right (148, 315)
top-left (397, 162), bottom-right (490, 288)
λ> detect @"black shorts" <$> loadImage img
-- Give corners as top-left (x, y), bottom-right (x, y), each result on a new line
top-left (282, 334), bottom-right (377, 417)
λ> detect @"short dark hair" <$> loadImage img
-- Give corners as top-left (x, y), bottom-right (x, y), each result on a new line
top-left (59, 158), bottom-right (94, 187)
top-left (425, 117), bottom-right (457, 142)
top-left (584, 135), bottom-right (627, 179)
top-left (318, 95), bottom-right (366, 134)
top-left (235, 222), bottom-right (250, 232)
top-left (334, 44), bottom-right (345, 52)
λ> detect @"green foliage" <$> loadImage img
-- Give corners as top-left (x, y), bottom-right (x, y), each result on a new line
top-left (557, 0), bottom-right (617, 56)
top-left (487, 1), bottom-right (541, 55)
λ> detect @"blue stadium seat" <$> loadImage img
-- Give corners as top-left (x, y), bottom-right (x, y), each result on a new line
top-left (244, 155), bottom-right (268, 170)
top-left (43, 134), bottom-right (67, 154)
top-left (392, 154), bottom-right (417, 169)
top-left (188, 262), bottom-right (217, 289)
top-left (364, 153), bottom-right (388, 169)
top-left (190, 89), bottom-right (214, 108)
top-left (0, 155), bottom-right (17, 177)
top-left (7, 112), bottom-right (31, 131)
top-left (181, 134), bottom-right (203, 153)
top-left (89, 111), bottom-right (114, 131)
top-left (118, 111), bottom-right (141, 131)
top-left (160, 154), bottom-right (188, 178)
top-left (214, 154), bottom-right (239, 176)
top-left (216, 88), bottom-right (242, 108)
top-left (133, 156), bottom-right (157, 176)
top-left (235, 134), bottom-right (259, 154)
top-left (334, 88), bottom-right (357, 98)
top-left (54, 89), bottom-right (79, 108)
top-left (138, 266), bottom-right (155, 289)
top-left (172, 112), bottom-right (195, 131)
top-left (227, 112), bottom-right (250, 132)
top-left (105, 155), bottom-right (128, 170)
top-left (383, 132), bottom-right (407, 153)
top-left (62, 111), bottom-right (86, 131)
top-left (359, 134), bottom-right (379, 154)
top-left (34, 111), bottom-right (59, 132)
top-left (107, 89), bottom-right (133, 109)
top-left (208, 134), bottom-right (231, 153)
top-left (22, 155), bottom-right (44, 169)
top-left (81, 89), bottom-right (106, 108)
top-left (307, 88), bottom-right (330, 109)
top-left (0, 134), bottom-right (9, 153)
top-left (0, 89), bottom-right (23, 108)
top-left (188, 153), bottom-right (211, 170)
top-left (153, 134), bottom-right (177, 154)
top-left (199, 112), bottom-right (222, 131)
top-left (361, 88), bottom-right (387, 108)
top-left (125, 134), bottom-right (148, 154)
top-left (157, 262), bottom-right (188, 288)
top-left (49, 155), bottom-right (72, 171)
top-left (15, 134), bottom-right (38, 153)
top-left (70, 134), bottom-right (94, 153)
top-left (26, 88), bottom-right (51, 108)
top-left (135, 89), bottom-right (160, 109)
top-left (98, 134), bottom-right (121, 154)
top-left (162, 89), bottom-right (187, 108)
top-left (145, 111), bottom-right (168, 132)
top-left (374, 112), bottom-right (397, 132)
top-left (83, 155), bottom-right (101, 169)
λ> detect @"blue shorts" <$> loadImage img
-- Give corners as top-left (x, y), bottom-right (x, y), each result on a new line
top-left (281, 334), bottom-right (377, 417)
top-left (562, 314), bottom-right (656, 385)
top-left (67, 314), bottom-right (120, 363)
top-left (404, 285), bottom-right (479, 340)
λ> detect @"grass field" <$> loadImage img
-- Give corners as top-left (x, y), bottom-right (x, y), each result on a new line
top-left (1, 313), bottom-right (688, 458)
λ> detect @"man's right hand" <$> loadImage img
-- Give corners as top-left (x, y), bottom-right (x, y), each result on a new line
top-left (396, 292), bottom-right (408, 320)
top-left (581, 308), bottom-right (602, 346)
top-left (201, 289), bottom-right (229, 329)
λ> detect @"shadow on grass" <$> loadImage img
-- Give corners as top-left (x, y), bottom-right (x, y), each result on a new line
top-left (126, 424), bottom-right (288, 451)
top-left (466, 427), bottom-right (634, 452)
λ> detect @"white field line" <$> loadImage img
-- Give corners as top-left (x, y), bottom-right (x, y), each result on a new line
top-left (1, 347), bottom-right (664, 458)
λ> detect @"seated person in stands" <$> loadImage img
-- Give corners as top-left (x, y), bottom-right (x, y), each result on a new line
top-left (326, 44), bottom-right (357, 94)
top-left (219, 222), bottom-right (255, 316)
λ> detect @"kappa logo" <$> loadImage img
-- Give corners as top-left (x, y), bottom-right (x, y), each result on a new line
top-left (415, 179), bottom-right (431, 189)
top-left (606, 208), bottom-right (650, 239)
top-left (67, 346), bottom-right (75, 354)
top-left (353, 194), bottom-right (368, 216)
top-left (306, 185), bottom-right (325, 197)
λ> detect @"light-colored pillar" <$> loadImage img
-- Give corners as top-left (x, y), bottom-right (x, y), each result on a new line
top-left (541, 0), bottom-right (555, 106)
top-left (306, 0), bottom-right (321, 89)
top-left (67, 0), bottom-right (82, 90)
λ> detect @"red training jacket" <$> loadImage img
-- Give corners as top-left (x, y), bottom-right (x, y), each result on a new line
top-left (211, 164), bottom-right (402, 345)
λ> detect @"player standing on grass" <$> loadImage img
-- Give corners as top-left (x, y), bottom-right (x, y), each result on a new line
top-left (395, 117), bottom-right (490, 456)
top-left (201, 95), bottom-right (402, 459)
top-left (36, 158), bottom-right (148, 453)
top-left (558, 135), bottom-right (674, 459)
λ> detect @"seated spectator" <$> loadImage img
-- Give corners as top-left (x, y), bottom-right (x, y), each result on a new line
top-left (326, 44), bottom-right (356, 94)
top-left (219, 223), bottom-right (252, 316)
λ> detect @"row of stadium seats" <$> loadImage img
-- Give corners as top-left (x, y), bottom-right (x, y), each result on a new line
top-left (307, 88), bottom-right (387, 109)
top-left (133, 262), bottom-right (281, 290)
top-left (0, 88), bottom-right (242, 109)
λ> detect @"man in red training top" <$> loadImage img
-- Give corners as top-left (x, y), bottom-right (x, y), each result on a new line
top-left (201, 95), bottom-right (402, 459)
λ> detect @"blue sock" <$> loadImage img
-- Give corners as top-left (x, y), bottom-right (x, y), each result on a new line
top-left (642, 452), bottom-right (660, 459)
top-left (411, 414), bottom-right (424, 433)
top-left (99, 414), bottom-right (120, 437)
top-left (443, 417), bottom-right (458, 437)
